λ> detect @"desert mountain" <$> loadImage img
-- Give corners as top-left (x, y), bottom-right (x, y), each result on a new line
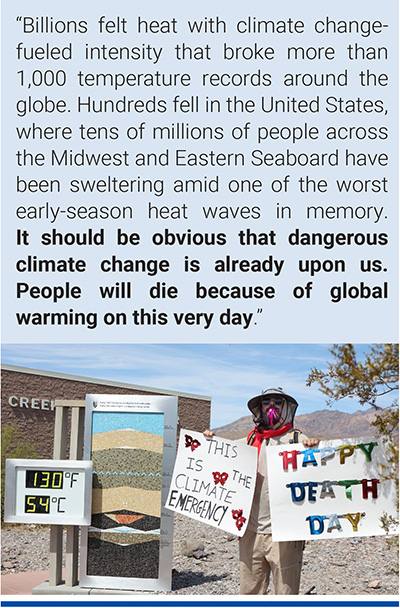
top-left (212, 408), bottom-right (378, 441)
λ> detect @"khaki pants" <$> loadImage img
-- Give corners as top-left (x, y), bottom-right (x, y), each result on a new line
top-left (239, 529), bottom-right (304, 595)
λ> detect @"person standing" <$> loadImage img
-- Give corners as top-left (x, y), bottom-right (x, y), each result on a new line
top-left (204, 386), bottom-right (318, 595)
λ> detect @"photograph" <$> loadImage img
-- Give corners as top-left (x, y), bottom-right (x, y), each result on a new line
top-left (1, 343), bottom-right (398, 596)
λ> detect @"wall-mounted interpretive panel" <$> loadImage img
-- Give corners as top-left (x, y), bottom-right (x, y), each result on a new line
top-left (80, 394), bottom-right (177, 591)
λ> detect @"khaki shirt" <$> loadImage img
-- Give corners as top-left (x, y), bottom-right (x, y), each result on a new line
top-left (248, 430), bottom-right (304, 534)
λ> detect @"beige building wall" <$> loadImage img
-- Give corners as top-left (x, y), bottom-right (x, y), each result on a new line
top-left (1, 365), bottom-right (211, 459)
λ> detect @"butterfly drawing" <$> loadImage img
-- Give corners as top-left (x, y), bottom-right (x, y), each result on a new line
top-left (232, 508), bottom-right (246, 531)
top-left (185, 434), bottom-right (200, 451)
top-left (212, 472), bottom-right (229, 485)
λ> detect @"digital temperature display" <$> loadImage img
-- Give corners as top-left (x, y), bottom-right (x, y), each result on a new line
top-left (4, 459), bottom-right (92, 525)
top-left (26, 470), bottom-right (63, 489)
top-left (25, 495), bottom-right (50, 514)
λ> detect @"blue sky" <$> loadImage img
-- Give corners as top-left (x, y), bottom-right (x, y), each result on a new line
top-left (1, 343), bottom-right (385, 428)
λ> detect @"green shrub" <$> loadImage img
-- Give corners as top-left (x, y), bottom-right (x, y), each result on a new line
top-left (1, 422), bottom-right (39, 521)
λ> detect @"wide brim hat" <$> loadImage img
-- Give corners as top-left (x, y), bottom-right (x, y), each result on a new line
top-left (247, 386), bottom-right (298, 415)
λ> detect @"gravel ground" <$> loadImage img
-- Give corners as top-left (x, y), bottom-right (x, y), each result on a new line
top-left (2, 516), bottom-right (398, 595)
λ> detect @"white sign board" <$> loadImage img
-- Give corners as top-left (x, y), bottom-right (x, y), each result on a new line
top-left (4, 459), bottom-right (92, 525)
top-left (267, 437), bottom-right (399, 541)
top-left (166, 430), bottom-right (257, 536)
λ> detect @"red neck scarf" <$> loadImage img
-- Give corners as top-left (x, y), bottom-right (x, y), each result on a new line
top-left (248, 423), bottom-right (292, 453)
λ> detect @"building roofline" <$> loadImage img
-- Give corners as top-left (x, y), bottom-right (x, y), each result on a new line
top-left (1, 364), bottom-right (211, 402)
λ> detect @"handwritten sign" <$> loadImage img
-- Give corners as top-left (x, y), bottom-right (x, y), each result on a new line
top-left (267, 437), bottom-right (398, 541)
top-left (165, 430), bottom-right (257, 536)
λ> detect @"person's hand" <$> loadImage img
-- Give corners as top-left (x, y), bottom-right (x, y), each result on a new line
top-left (302, 438), bottom-right (319, 447)
top-left (203, 429), bottom-right (215, 438)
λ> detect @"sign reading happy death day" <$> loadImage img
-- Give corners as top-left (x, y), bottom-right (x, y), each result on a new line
top-left (267, 437), bottom-right (399, 541)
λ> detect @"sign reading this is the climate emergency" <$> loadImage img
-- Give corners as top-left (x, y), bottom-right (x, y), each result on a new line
top-left (165, 430), bottom-right (257, 536)
top-left (267, 437), bottom-right (399, 541)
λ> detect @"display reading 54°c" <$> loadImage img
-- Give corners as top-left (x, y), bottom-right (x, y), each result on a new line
top-left (25, 495), bottom-right (51, 514)
top-left (4, 459), bottom-right (92, 525)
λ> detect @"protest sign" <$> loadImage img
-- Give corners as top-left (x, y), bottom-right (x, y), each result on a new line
top-left (267, 437), bottom-right (398, 541)
top-left (165, 430), bottom-right (257, 536)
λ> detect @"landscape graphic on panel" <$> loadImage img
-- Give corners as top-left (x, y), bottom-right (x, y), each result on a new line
top-left (87, 412), bottom-right (164, 579)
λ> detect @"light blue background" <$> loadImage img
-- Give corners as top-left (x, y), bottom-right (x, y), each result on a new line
top-left (2, 0), bottom-right (398, 342)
